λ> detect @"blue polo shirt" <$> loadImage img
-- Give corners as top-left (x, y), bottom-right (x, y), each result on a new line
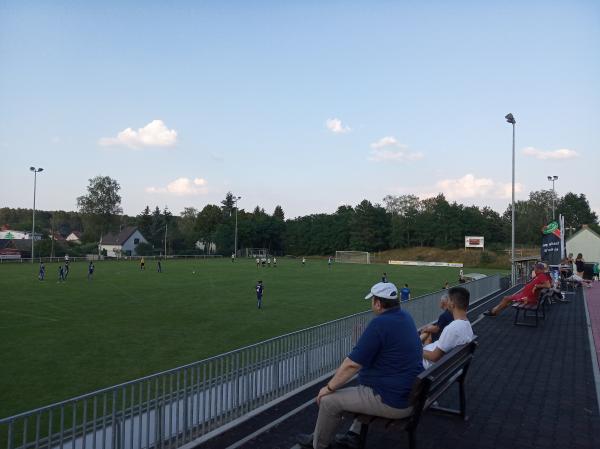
top-left (348, 308), bottom-right (423, 408)
top-left (433, 309), bottom-right (453, 340)
top-left (400, 287), bottom-right (410, 301)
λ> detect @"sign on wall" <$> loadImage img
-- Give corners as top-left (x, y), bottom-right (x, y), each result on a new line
top-left (465, 236), bottom-right (484, 248)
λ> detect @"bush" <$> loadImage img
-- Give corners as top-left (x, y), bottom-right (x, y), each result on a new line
top-left (135, 242), bottom-right (155, 256)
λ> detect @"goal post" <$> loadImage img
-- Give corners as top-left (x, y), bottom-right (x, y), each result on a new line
top-left (335, 251), bottom-right (371, 264)
top-left (245, 248), bottom-right (268, 258)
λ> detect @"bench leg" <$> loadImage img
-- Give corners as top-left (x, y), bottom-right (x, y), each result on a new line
top-left (359, 424), bottom-right (369, 448)
top-left (459, 378), bottom-right (467, 420)
top-left (407, 428), bottom-right (416, 449)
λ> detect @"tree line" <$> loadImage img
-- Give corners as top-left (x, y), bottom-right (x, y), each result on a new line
top-left (1, 175), bottom-right (597, 257)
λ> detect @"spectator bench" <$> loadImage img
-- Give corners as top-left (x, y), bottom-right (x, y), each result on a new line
top-left (348, 337), bottom-right (478, 449)
top-left (512, 289), bottom-right (556, 327)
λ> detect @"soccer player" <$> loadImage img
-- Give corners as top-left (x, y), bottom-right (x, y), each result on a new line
top-left (328, 257), bottom-right (332, 269)
top-left (267, 257), bottom-right (271, 267)
top-left (64, 263), bottom-right (70, 280)
top-left (231, 253), bottom-right (235, 263)
top-left (58, 265), bottom-right (65, 282)
top-left (256, 258), bottom-right (260, 268)
top-left (140, 257), bottom-right (145, 271)
top-left (88, 261), bottom-right (95, 280)
top-left (256, 280), bottom-right (264, 309)
top-left (157, 260), bottom-right (162, 273)
top-left (400, 283), bottom-right (411, 302)
top-left (302, 257), bottom-right (306, 266)
top-left (381, 272), bottom-right (388, 283)
top-left (38, 262), bottom-right (45, 281)
top-left (273, 257), bottom-right (277, 267)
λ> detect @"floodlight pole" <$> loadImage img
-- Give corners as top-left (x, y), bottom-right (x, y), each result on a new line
top-left (233, 196), bottom-right (241, 258)
top-left (547, 175), bottom-right (558, 220)
top-left (505, 114), bottom-right (516, 285)
top-left (30, 167), bottom-right (43, 263)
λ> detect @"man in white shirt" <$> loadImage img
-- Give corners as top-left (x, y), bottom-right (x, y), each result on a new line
top-left (422, 287), bottom-right (473, 369)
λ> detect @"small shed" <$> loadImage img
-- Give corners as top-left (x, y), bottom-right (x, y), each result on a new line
top-left (566, 225), bottom-right (600, 264)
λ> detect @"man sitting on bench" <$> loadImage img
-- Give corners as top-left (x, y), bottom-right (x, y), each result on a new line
top-left (296, 282), bottom-right (423, 449)
top-left (422, 287), bottom-right (473, 369)
top-left (419, 293), bottom-right (453, 345)
top-left (483, 263), bottom-right (551, 317)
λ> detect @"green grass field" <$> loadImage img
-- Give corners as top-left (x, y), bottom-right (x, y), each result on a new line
top-left (0, 258), bottom-right (503, 418)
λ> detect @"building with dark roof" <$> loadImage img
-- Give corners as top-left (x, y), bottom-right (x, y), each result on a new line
top-left (99, 226), bottom-right (148, 258)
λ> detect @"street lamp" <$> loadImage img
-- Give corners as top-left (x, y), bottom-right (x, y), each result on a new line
top-left (505, 113), bottom-right (516, 285)
top-left (233, 196), bottom-right (242, 258)
top-left (547, 175), bottom-right (558, 221)
top-left (30, 166), bottom-right (44, 263)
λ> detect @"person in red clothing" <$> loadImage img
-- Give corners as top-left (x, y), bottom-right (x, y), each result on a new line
top-left (483, 263), bottom-right (551, 316)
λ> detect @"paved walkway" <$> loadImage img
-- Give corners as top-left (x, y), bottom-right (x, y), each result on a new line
top-left (584, 282), bottom-right (600, 371)
top-left (227, 287), bottom-right (600, 449)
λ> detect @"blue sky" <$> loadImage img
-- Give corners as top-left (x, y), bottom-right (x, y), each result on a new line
top-left (1, 0), bottom-right (598, 220)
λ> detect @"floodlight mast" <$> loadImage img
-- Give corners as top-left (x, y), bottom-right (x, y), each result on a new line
top-left (233, 196), bottom-right (242, 258)
top-left (547, 175), bottom-right (558, 220)
top-left (30, 167), bottom-right (44, 263)
top-left (505, 113), bottom-right (516, 285)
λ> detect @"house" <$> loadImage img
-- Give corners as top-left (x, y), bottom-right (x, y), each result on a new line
top-left (566, 225), bottom-right (600, 264)
top-left (99, 227), bottom-right (148, 258)
top-left (0, 239), bottom-right (32, 259)
top-left (0, 229), bottom-right (41, 240)
top-left (66, 231), bottom-right (82, 243)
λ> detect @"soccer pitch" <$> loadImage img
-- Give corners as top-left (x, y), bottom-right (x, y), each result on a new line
top-left (0, 258), bottom-right (503, 418)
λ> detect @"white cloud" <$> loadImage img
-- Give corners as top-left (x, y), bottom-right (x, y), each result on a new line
top-left (146, 177), bottom-right (208, 196)
top-left (325, 118), bottom-right (351, 134)
top-left (99, 120), bottom-right (177, 149)
top-left (370, 136), bottom-right (405, 149)
top-left (369, 149), bottom-right (424, 162)
top-left (420, 174), bottom-right (523, 200)
top-left (522, 146), bottom-right (579, 160)
top-left (368, 136), bottom-right (423, 162)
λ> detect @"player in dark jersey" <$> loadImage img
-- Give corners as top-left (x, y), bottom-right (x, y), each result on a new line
top-left (256, 280), bottom-right (264, 309)
top-left (88, 261), bottom-right (95, 280)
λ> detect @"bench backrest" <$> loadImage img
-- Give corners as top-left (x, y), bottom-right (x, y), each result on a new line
top-left (406, 337), bottom-right (478, 427)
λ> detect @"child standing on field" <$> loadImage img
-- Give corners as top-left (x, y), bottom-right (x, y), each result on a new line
top-left (38, 262), bottom-right (45, 280)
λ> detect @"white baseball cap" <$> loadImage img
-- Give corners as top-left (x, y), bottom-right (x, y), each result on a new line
top-left (365, 282), bottom-right (399, 300)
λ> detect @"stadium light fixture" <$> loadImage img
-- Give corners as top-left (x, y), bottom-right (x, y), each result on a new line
top-left (30, 167), bottom-right (44, 263)
top-left (547, 175), bottom-right (558, 220)
top-left (234, 196), bottom-right (242, 258)
top-left (505, 113), bottom-right (516, 285)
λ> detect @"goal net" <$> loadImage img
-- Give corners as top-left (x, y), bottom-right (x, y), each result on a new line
top-left (245, 248), bottom-right (268, 258)
top-left (335, 251), bottom-right (370, 264)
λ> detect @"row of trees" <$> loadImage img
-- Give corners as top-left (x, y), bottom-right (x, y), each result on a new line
top-left (1, 175), bottom-right (597, 256)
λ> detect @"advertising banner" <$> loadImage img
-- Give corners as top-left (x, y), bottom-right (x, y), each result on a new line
top-left (388, 260), bottom-right (463, 268)
top-left (541, 221), bottom-right (561, 265)
top-left (465, 236), bottom-right (484, 248)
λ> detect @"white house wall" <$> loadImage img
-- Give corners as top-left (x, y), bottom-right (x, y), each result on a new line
top-left (567, 229), bottom-right (600, 264)
top-left (100, 244), bottom-right (122, 258)
top-left (122, 230), bottom-right (149, 256)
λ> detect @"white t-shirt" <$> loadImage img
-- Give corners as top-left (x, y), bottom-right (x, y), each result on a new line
top-left (422, 319), bottom-right (473, 369)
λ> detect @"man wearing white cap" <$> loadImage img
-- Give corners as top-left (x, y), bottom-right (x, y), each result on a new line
top-left (297, 282), bottom-right (423, 449)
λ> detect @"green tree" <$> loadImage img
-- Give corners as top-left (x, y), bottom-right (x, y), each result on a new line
top-left (557, 193), bottom-right (598, 229)
top-left (136, 206), bottom-right (152, 239)
top-left (76, 176), bottom-right (122, 242)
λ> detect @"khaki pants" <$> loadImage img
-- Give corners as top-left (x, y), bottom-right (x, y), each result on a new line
top-left (312, 385), bottom-right (413, 449)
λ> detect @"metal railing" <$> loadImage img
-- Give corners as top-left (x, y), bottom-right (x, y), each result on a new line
top-left (0, 275), bottom-right (502, 449)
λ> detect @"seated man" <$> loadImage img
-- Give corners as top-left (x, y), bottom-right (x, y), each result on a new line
top-left (483, 263), bottom-right (551, 316)
top-left (297, 282), bottom-right (423, 449)
top-left (422, 287), bottom-right (473, 369)
top-left (419, 294), bottom-right (453, 345)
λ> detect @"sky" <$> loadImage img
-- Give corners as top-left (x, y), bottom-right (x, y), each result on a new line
top-left (1, 0), bottom-right (599, 220)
